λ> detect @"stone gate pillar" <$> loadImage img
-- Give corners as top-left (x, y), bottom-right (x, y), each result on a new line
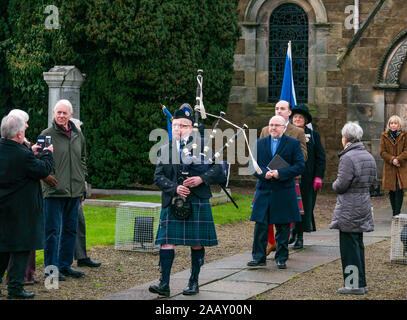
top-left (43, 66), bottom-right (85, 126)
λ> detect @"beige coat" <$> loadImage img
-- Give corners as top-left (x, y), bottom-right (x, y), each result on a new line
top-left (380, 131), bottom-right (407, 191)
top-left (260, 123), bottom-right (308, 161)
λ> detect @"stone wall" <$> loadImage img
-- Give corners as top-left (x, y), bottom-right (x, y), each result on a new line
top-left (228, 0), bottom-right (407, 185)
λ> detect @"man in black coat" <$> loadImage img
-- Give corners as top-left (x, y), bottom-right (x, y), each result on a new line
top-left (248, 115), bottom-right (305, 269)
top-left (0, 115), bottom-right (54, 299)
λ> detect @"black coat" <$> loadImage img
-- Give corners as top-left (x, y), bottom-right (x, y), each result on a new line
top-left (302, 127), bottom-right (326, 184)
top-left (154, 139), bottom-right (223, 208)
top-left (0, 139), bottom-right (54, 252)
top-left (250, 134), bottom-right (305, 224)
top-left (300, 127), bottom-right (326, 232)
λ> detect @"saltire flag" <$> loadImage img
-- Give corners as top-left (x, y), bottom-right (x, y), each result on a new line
top-left (161, 104), bottom-right (173, 141)
top-left (280, 41), bottom-right (297, 108)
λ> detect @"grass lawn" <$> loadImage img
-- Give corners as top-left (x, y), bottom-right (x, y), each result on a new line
top-left (35, 193), bottom-right (252, 266)
top-left (98, 195), bottom-right (162, 203)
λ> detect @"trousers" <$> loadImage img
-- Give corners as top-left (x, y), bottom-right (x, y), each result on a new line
top-left (44, 197), bottom-right (80, 269)
top-left (0, 251), bottom-right (30, 291)
top-left (339, 231), bottom-right (367, 288)
top-left (74, 200), bottom-right (87, 260)
top-left (252, 222), bottom-right (290, 263)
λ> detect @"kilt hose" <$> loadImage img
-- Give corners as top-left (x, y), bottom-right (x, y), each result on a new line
top-left (268, 177), bottom-right (303, 244)
top-left (155, 196), bottom-right (218, 247)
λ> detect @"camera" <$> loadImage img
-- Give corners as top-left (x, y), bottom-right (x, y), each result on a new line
top-left (37, 135), bottom-right (52, 152)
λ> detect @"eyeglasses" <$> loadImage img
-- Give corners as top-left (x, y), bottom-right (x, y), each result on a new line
top-left (269, 124), bottom-right (285, 128)
top-left (172, 124), bottom-right (192, 129)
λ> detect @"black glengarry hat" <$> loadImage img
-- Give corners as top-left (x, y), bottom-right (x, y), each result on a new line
top-left (173, 108), bottom-right (194, 122)
top-left (291, 105), bottom-right (312, 124)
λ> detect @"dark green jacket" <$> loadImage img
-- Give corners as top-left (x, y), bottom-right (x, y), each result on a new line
top-left (41, 120), bottom-right (86, 198)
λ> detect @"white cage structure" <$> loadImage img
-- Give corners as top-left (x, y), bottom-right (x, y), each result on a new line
top-left (115, 202), bottom-right (161, 252)
top-left (390, 214), bottom-right (407, 264)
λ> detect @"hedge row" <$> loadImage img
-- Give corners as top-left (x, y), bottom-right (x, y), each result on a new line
top-left (0, 0), bottom-right (240, 188)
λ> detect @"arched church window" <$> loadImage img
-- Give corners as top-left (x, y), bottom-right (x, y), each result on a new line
top-left (269, 3), bottom-right (308, 104)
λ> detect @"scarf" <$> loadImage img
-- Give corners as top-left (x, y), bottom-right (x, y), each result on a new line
top-left (389, 129), bottom-right (402, 142)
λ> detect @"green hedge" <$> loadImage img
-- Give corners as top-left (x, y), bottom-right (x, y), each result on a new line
top-left (0, 0), bottom-right (241, 188)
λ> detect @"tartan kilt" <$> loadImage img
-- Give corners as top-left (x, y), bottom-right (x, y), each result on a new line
top-left (295, 177), bottom-right (304, 215)
top-left (155, 196), bottom-right (218, 246)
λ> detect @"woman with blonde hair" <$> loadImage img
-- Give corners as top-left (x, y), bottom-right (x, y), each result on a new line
top-left (380, 115), bottom-right (407, 216)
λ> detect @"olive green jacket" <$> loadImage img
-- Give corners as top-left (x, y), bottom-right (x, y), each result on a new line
top-left (41, 120), bottom-right (87, 198)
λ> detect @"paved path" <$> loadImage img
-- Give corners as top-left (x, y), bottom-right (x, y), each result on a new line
top-left (102, 205), bottom-right (392, 300)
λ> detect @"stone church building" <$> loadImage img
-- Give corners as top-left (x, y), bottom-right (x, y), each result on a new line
top-left (227, 0), bottom-right (407, 188)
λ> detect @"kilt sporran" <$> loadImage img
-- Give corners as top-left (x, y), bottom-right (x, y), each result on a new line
top-left (171, 195), bottom-right (192, 220)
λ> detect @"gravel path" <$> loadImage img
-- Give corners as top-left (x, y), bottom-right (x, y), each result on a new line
top-left (1, 191), bottom-right (405, 300)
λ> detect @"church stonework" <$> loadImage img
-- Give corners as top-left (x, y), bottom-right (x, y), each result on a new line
top-left (229, 0), bottom-right (407, 188)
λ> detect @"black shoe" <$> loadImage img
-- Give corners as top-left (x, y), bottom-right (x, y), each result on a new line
top-left (247, 260), bottom-right (266, 267)
top-left (60, 267), bottom-right (85, 278)
top-left (7, 289), bottom-right (35, 299)
top-left (149, 282), bottom-right (170, 297)
top-left (276, 261), bottom-right (287, 269)
top-left (77, 257), bottom-right (101, 268)
top-left (288, 232), bottom-right (297, 244)
top-left (44, 272), bottom-right (66, 281)
top-left (293, 238), bottom-right (303, 250)
top-left (183, 280), bottom-right (199, 296)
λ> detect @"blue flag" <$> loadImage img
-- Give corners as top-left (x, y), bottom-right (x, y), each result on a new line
top-left (280, 41), bottom-right (297, 107)
top-left (161, 105), bottom-right (173, 141)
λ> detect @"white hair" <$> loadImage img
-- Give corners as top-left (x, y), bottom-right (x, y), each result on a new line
top-left (269, 115), bottom-right (286, 125)
top-left (341, 121), bottom-right (363, 142)
top-left (1, 115), bottom-right (25, 139)
top-left (54, 99), bottom-right (73, 114)
top-left (70, 118), bottom-right (83, 131)
top-left (8, 109), bottom-right (29, 123)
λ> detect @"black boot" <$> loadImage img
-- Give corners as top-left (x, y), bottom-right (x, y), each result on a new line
top-left (183, 247), bottom-right (204, 296)
top-left (6, 251), bottom-right (32, 299)
top-left (293, 233), bottom-right (303, 249)
top-left (394, 190), bottom-right (404, 216)
top-left (7, 289), bottom-right (35, 299)
top-left (389, 191), bottom-right (396, 215)
top-left (149, 249), bottom-right (174, 297)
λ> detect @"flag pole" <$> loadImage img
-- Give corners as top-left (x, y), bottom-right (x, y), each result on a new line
top-left (279, 40), bottom-right (297, 108)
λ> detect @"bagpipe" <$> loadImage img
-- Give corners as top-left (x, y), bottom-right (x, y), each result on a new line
top-left (160, 70), bottom-right (262, 209)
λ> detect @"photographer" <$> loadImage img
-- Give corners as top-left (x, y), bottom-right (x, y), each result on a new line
top-left (0, 114), bottom-right (54, 299)
top-left (149, 108), bottom-right (222, 297)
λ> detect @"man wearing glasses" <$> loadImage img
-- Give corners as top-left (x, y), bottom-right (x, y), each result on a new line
top-left (259, 100), bottom-right (307, 255)
top-left (149, 108), bottom-right (223, 297)
top-left (248, 115), bottom-right (305, 269)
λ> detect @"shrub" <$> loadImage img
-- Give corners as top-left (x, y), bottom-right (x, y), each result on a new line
top-left (0, 0), bottom-right (241, 187)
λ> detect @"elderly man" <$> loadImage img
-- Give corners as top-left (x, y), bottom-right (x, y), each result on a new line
top-left (248, 115), bottom-right (305, 269)
top-left (41, 99), bottom-right (87, 279)
top-left (0, 115), bottom-right (54, 299)
top-left (259, 100), bottom-right (307, 254)
top-left (149, 108), bottom-right (223, 297)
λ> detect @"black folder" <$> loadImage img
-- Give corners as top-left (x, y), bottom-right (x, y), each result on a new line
top-left (267, 154), bottom-right (290, 171)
